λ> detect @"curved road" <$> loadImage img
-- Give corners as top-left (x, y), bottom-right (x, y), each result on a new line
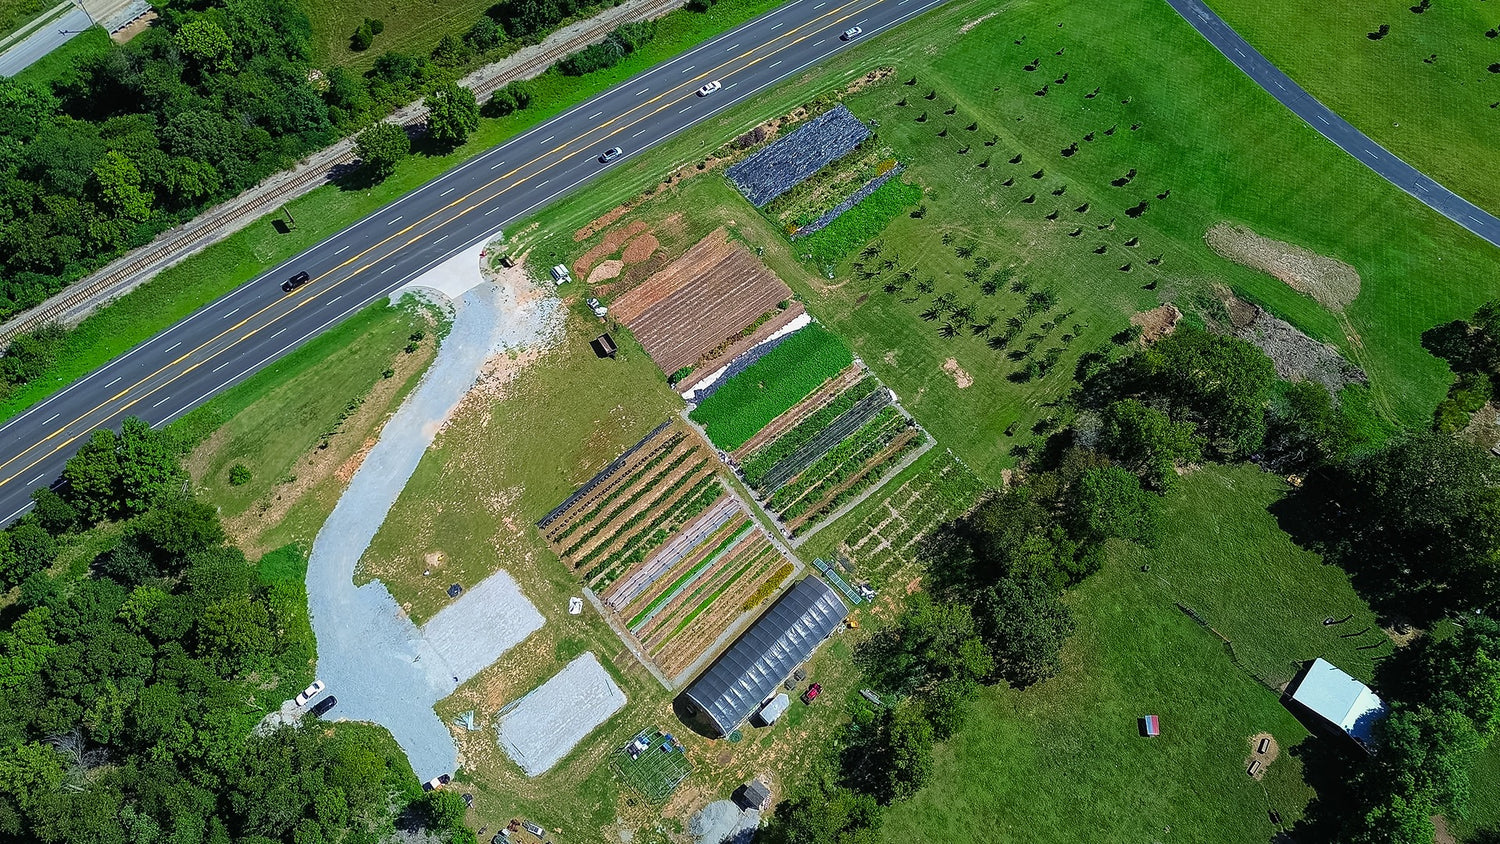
top-left (0, 0), bottom-right (949, 521)
top-left (1165, 0), bottom-right (1500, 249)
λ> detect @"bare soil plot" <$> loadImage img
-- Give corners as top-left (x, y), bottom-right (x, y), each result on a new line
top-left (1204, 222), bottom-right (1361, 311)
top-left (612, 230), bottom-right (793, 376)
top-left (574, 219), bottom-right (649, 279)
top-left (1130, 303), bottom-right (1182, 345)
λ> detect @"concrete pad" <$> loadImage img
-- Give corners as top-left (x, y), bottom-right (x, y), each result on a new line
top-left (391, 232), bottom-right (501, 304)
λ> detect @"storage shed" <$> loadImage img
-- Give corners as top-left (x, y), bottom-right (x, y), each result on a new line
top-left (591, 333), bottom-right (618, 359)
top-left (735, 779), bottom-right (773, 812)
top-left (754, 693), bottom-right (790, 727)
top-left (1286, 658), bottom-right (1387, 750)
top-left (678, 577), bottom-right (847, 738)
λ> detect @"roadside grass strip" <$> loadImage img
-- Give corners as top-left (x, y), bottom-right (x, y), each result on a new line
top-left (689, 323), bottom-right (853, 450)
top-left (754, 385), bottom-right (891, 493)
top-left (796, 177), bottom-right (924, 266)
top-left (628, 521), bottom-right (755, 631)
top-left (740, 376), bottom-right (879, 487)
top-left (726, 104), bottom-right (872, 206)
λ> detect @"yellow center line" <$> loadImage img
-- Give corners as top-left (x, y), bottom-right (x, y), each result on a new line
top-left (0, 0), bottom-right (884, 488)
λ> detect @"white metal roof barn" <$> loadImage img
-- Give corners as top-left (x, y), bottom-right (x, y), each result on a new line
top-left (1286, 658), bottom-right (1387, 749)
top-left (678, 577), bottom-right (848, 738)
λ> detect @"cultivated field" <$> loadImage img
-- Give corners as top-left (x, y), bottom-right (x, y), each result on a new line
top-left (611, 230), bottom-right (793, 377)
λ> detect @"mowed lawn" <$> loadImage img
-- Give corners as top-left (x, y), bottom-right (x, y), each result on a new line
top-left (881, 546), bottom-right (1315, 842)
top-left (1204, 0), bottom-right (1500, 217)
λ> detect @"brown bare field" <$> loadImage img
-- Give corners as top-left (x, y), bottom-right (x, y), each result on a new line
top-left (1204, 222), bottom-right (1361, 311)
top-left (612, 230), bottom-right (792, 375)
top-left (620, 232), bottom-right (660, 264)
top-left (730, 364), bottom-right (864, 459)
top-left (573, 220), bottom-right (649, 279)
top-left (677, 300), bottom-right (806, 389)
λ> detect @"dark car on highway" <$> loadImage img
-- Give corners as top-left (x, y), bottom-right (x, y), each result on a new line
top-left (309, 695), bottom-right (337, 717)
top-left (282, 270), bottom-right (310, 292)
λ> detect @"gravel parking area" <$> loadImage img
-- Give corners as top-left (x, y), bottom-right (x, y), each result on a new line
top-left (496, 652), bottom-right (628, 776)
top-left (306, 272), bottom-right (560, 781)
top-left (726, 105), bottom-right (870, 207)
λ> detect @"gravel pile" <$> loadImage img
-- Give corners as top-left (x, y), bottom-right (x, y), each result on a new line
top-left (1236, 309), bottom-right (1367, 394)
top-left (726, 105), bottom-right (870, 207)
top-left (495, 652), bottom-right (627, 776)
top-left (793, 166), bottom-right (903, 238)
top-left (688, 801), bottom-right (759, 844)
top-left (305, 278), bottom-right (561, 782)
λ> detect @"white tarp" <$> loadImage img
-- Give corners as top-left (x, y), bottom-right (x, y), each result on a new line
top-left (496, 652), bottom-right (627, 775)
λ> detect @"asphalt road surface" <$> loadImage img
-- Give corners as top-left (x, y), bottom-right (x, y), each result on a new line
top-left (1165, 0), bottom-right (1500, 250)
top-left (0, 5), bottom-right (93, 78)
top-left (0, 0), bottom-right (950, 521)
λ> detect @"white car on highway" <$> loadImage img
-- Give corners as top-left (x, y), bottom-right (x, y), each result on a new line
top-left (295, 680), bottom-right (326, 706)
top-left (840, 26), bottom-right (862, 41)
top-left (697, 80), bottom-right (722, 97)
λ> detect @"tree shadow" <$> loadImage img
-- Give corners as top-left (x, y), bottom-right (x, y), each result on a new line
top-left (1284, 733), bottom-right (1364, 843)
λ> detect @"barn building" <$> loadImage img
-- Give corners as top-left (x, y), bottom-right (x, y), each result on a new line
top-left (1285, 658), bottom-right (1387, 751)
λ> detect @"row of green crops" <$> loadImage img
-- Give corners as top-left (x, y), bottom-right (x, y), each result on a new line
top-left (788, 429), bottom-right (927, 537)
top-left (796, 178), bottom-right (923, 266)
top-left (627, 519), bottom-right (752, 630)
top-left (740, 376), bottom-right (879, 487)
top-left (584, 475), bottom-right (724, 588)
top-left (770, 407), bottom-right (908, 514)
top-left (559, 444), bottom-right (701, 552)
top-left (689, 323), bottom-right (853, 450)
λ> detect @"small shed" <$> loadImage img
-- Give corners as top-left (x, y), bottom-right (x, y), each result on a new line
top-left (447, 583), bottom-right (463, 598)
top-left (591, 333), bottom-right (618, 359)
top-left (1286, 658), bottom-right (1387, 750)
top-left (735, 779), bottom-right (772, 812)
top-left (550, 264), bottom-right (572, 284)
top-left (754, 693), bottom-right (790, 727)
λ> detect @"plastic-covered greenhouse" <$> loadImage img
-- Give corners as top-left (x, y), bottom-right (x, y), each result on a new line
top-left (678, 577), bottom-right (848, 737)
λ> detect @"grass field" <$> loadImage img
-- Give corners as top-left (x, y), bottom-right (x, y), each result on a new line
top-left (1204, 0), bottom-right (1500, 217)
top-left (178, 298), bottom-right (437, 556)
top-left (305, 0), bottom-right (496, 69)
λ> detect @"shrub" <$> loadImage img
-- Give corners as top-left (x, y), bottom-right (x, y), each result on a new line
top-left (228, 464), bottom-right (252, 486)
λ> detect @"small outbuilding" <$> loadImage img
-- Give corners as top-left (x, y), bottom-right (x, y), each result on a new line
top-left (550, 264), bottom-right (572, 285)
top-left (1285, 658), bottom-right (1387, 750)
top-left (591, 333), bottom-right (618, 359)
top-left (678, 577), bottom-right (848, 738)
top-left (735, 779), bottom-right (772, 812)
top-left (753, 693), bottom-right (790, 727)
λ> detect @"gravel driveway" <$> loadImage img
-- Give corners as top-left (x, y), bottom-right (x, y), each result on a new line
top-left (305, 276), bottom-right (558, 780)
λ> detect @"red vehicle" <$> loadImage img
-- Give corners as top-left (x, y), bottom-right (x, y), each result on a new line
top-left (801, 683), bottom-right (822, 704)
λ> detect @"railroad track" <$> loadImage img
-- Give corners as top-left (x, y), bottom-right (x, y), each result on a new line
top-left (0, 0), bottom-right (686, 348)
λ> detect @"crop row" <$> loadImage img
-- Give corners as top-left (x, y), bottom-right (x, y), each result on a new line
top-left (648, 542), bottom-right (778, 658)
top-left (798, 178), bottom-right (923, 267)
top-left (539, 419), bottom-right (672, 530)
top-left (689, 323), bottom-right (853, 450)
top-left (739, 562), bottom-right (794, 613)
top-left (752, 386), bottom-right (891, 493)
top-left (627, 521), bottom-right (753, 631)
top-left (561, 450), bottom-right (708, 558)
top-left (787, 429), bottom-right (928, 537)
top-left (740, 376), bottom-right (878, 486)
top-left (584, 475), bottom-right (725, 588)
top-left (793, 165), bottom-right (903, 239)
top-left (606, 500), bottom-right (743, 610)
top-left (831, 452), bottom-right (984, 584)
top-left (770, 407), bottom-right (908, 514)
top-left (639, 533), bottom-right (769, 646)
top-left (550, 432), bottom-right (687, 543)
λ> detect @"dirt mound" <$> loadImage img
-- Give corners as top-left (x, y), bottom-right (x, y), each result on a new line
top-left (621, 232), bottom-right (659, 263)
top-left (942, 358), bottom-right (973, 388)
top-left (1205, 223), bottom-right (1361, 311)
top-left (1130, 303), bottom-right (1182, 344)
top-left (574, 220), bottom-right (649, 278)
top-left (1233, 300), bottom-right (1367, 393)
top-left (574, 204), bottom-right (630, 242)
top-left (586, 259), bottom-right (624, 285)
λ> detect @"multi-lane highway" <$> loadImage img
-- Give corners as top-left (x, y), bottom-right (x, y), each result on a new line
top-left (0, 0), bottom-right (950, 521)
top-left (1165, 0), bottom-right (1500, 249)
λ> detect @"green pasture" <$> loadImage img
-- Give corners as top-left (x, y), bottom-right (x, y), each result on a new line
top-left (1204, 0), bottom-right (1500, 217)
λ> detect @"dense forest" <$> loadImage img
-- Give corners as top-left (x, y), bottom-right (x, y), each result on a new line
top-left (0, 420), bottom-right (471, 843)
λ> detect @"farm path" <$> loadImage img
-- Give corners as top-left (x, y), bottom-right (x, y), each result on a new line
top-left (305, 263), bottom-right (560, 781)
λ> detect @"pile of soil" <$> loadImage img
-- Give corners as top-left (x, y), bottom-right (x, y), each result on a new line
top-left (1205, 223), bottom-right (1361, 311)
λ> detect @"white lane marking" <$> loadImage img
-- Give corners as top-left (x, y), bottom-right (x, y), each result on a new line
top-left (728, 81), bottom-right (739, 88)
top-left (212, 360), bottom-right (232, 373)
top-left (770, 60), bottom-right (782, 68)
top-left (589, 111), bottom-right (603, 119)
top-left (726, 43), bottom-right (739, 51)
top-left (682, 104), bottom-right (694, 111)
top-left (636, 87), bottom-right (649, 95)
top-left (388, 215), bottom-right (403, 225)
top-left (329, 295), bottom-right (342, 303)
top-left (682, 65), bottom-right (695, 73)
top-left (270, 328), bottom-right (287, 340)
top-left (814, 1), bottom-right (825, 7)
top-left (539, 179), bottom-right (551, 187)
top-left (490, 160), bottom-right (506, 169)
top-left (485, 206), bottom-right (501, 215)
top-left (772, 21), bottom-right (783, 28)
top-left (440, 187), bottom-right (456, 196)
top-left (380, 265), bottom-right (395, 273)
top-left (163, 342), bottom-right (180, 353)
top-left (224, 307), bottom-right (240, 318)
top-left (335, 244), bottom-right (350, 254)
top-left (633, 128), bottom-right (649, 137)
top-left (42, 413), bottom-right (58, 425)
top-left (541, 135), bottom-right (554, 143)
top-left (105, 377), bottom-right (120, 388)
top-left (26, 475), bottom-right (43, 485)
top-left (151, 395), bottom-right (171, 408)
top-left (435, 234), bottom-right (449, 244)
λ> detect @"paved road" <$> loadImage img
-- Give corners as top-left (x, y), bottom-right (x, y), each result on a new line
top-left (0, 5), bottom-right (92, 78)
top-left (1165, 0), bottom-right (1500, 250)
top-left (0, 0), bottom-right (950, 522)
